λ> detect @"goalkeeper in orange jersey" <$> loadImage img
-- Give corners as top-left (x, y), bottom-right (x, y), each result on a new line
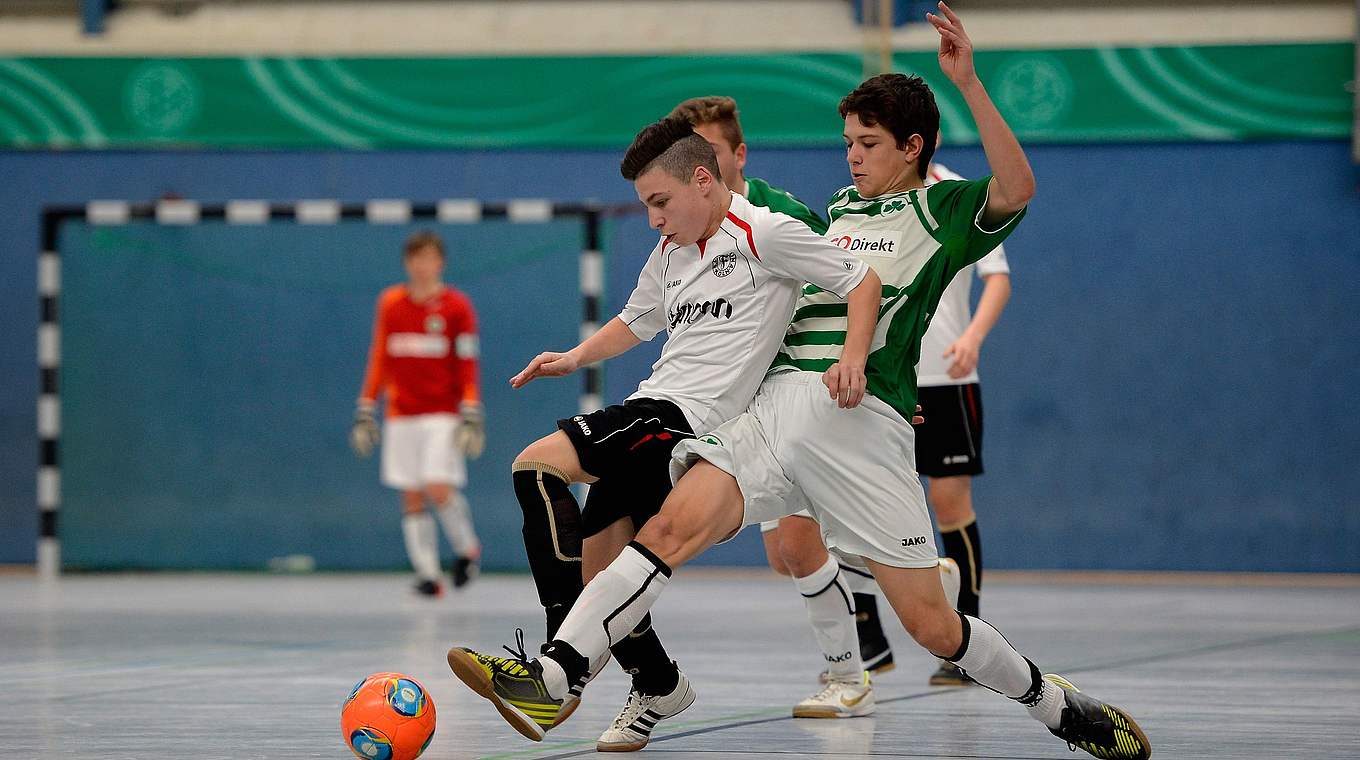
top-left (352, 231), bottom-right (484, 596)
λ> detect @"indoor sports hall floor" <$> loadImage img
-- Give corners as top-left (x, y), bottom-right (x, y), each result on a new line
top-left (3, 569), bottom-right (1357, 759)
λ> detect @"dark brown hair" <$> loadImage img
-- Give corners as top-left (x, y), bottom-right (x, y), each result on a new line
top-left (620, 115), bottom-right (722, 183)
top-left (839, 73), bottom-right (939, 180)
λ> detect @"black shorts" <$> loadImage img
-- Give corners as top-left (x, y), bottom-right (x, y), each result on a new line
top-left (556, 397), bottom-right (695, 538)
top-left (914, 383), bottom-right (984, 478)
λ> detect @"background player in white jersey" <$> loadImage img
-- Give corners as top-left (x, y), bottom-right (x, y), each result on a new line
top-left (350, 231), bottom-right (485, 596)
top-left (446, 6), bottom-right (1151, 758)
top-left (496, 115), bottom-right (881, 749)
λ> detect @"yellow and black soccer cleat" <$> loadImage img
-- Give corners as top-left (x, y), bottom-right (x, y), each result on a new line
top-left (446, 629), bottom-right (563, 742)
top-left (1045, 674), bottom-right (1152, 759)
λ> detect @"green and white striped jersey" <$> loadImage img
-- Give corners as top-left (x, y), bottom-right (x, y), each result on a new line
top-left (770, 176), bottom-right (1024, 422)
top-left (745, 177), bottom-right (828, 235)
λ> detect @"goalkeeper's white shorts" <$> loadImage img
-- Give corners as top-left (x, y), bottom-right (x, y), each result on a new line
top-left (381, 413), bottom-right (467, 491)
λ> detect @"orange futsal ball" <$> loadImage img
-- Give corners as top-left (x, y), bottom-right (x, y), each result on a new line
top-left (340, 672), bottom-right (436, 760)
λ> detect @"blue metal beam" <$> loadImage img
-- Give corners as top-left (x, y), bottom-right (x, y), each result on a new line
top-left (81, 0), bottom-right (109, 36)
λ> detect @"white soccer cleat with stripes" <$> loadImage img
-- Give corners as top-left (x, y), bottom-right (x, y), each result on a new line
top-left (793, 671), bottom-right (876, 718)
top-left (596, 668), bottom-right (696, 752)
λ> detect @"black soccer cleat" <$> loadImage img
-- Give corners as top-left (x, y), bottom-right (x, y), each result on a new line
top-left (928, 659), bottom-right (976, 686)
top-left (453, 556), bottom-right (479, 588)
top-left (413, 579), bottom-right (443, 597)
top-left (854, 592), bottom-right (895, 675)
top-left (1045, 674), bottom-right (1151, 759)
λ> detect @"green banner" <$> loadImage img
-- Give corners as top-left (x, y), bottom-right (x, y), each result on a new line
top-left (0, 44), bottom-right (1350, 149)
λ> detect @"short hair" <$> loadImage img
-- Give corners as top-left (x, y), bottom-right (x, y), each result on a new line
top-left (620, 115), bottom-right (722, 183)
top-left (669, 96), bottom-right (744, 151)
top-left (403, 230), bottom-right (445, 259)
top-left (839, 73), bottom-right (939, 180)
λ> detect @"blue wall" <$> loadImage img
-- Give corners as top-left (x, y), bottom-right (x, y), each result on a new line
top-left (1, 141), bottom-right (1357, 571)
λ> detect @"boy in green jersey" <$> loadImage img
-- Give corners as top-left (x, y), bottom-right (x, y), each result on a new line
top-left (670, 95), bottom-right (828, 233)
top-left (449, 6), bottom-right (1150, 758)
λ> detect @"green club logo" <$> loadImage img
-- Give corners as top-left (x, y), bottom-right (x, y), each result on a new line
top-left (882, 199), bottom-right (906, 214)
top-left (125, 61), bottom-right (201, 137)
top-left (995, 55), bottom-right (1073, 129)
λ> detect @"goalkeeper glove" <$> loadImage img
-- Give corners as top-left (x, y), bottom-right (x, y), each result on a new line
top-left (455, 401), bottom-right (485, 459)
top-left (350, 401), bottom-right (380, 458)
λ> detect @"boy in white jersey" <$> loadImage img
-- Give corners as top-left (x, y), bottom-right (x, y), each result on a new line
top-left (485, 115), bottom-right (882, 745)
top-left (446, 6), bottom-right (1151, 759)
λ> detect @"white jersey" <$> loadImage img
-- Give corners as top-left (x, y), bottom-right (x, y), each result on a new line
top-left (618, 192), bottom-right (868, 433)
top-left (916, 164), bottom-right (1010, 387)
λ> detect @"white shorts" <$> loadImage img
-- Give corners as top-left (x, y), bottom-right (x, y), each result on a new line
top-left (759, 511), bottom-right (812, 533)
top-left (381, 413), bottom-right (467, 491)
top-left (672, 371), bottom-right (938, 568)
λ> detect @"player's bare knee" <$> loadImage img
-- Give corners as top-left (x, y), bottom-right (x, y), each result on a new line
top-left (781, 542), bottom-right (827, 577)
top-left (762, 532), bottom-right (792, 576)
top-left (892, 590), bottom-right (962, 655)
top-left (514, 431), bottom-right (590, 483)
top-left (776, 518), bottom-right (828, 577)
top-left (635, 511), bottom-right (690, 566)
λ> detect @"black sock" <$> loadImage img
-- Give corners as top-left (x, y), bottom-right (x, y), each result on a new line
top-left (541, 639), bottom-right (590, 687)
top-left (513, 462), bottom-right (584, 640)
top-left (940, 517), bottom-right (982, 617)
top-left (610, 614), bottom-right (679, 696)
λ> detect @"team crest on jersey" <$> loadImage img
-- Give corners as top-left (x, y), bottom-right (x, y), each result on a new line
top-left (711, 252), bottom-right (737, 278)
top-left (424, 314), bottom-right (446, 334)
top-left (882, 198), bottom-right (907, 215)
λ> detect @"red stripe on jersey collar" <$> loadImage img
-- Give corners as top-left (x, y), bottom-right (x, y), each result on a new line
top-left (697, 238), bottom-right (706, 257)
top-left (724, 212), bottom-right (760, 260)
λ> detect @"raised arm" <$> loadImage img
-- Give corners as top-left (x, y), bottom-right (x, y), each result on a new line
top-left (927, 2), bottom-right (1035, 224)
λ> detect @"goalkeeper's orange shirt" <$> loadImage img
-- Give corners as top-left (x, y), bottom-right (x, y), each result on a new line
top-left (359, 284), bottom-right (480, 418)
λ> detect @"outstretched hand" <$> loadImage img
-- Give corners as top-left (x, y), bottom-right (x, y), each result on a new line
top-left (927, 2), bottom-right (976, 87)
top-left (510, 351), bottom-right (580, 388)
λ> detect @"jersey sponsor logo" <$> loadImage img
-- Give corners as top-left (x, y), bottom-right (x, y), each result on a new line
top-left (668, 298), bottom-right (733, 330)
top-left (829, 231), bottom-right (903, 258)
top-left (710, 252), bottom-right (737, 278)
top-left (387, 332), bottom-right (450, 358)
top-left (572, 415), bottom-right (592, 436)
top-left (944, 454), bottom-right (971, 465)
top-left (901, 535), bottom-right (929, 547)
top-left (424, 314), bottom-right (446, 334)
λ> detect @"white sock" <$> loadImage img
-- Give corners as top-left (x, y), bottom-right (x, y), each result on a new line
top-left (794, 555), bottom-right (862, 680)
top-left (544, 544), bottom-right (671, 698)
top-left (952, 614), bottom-right (1064, 730)
top-left (938, 557), bottom-right (962, 610)
top-left (832, 549), bottom-right (879, 595)
top-left (435, 491), bottom-right (480, 557)
top-left (401, 512), bottom-right (441, 581)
